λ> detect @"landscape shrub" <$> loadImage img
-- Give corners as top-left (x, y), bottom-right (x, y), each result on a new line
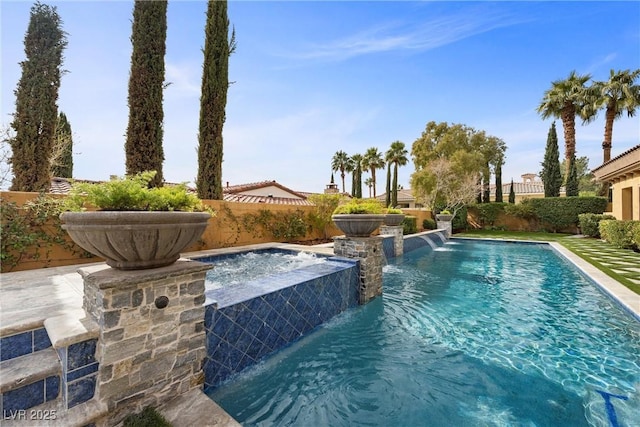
top-left (632, 222), bottom-right (640, 250)
top-left (529, 197), bottom-right (607, 232)
top-left (599, 220), bottom-right (636, 249)
top-left (402, 215), bottom-right (417, 235)
top-left (422, 218), bottom-right (436, 230)
top-left (475, 202), bottom-right (507, 228)
top-left (503, 200), bottom-right (536, 220)
top-left (578, 213), bottom-right (616, 238)
top-left (452, 206), bottom-right (468, 232)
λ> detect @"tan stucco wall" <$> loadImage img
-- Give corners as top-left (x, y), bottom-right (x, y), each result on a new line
top-left (610, 173), bottom-right (640, 220)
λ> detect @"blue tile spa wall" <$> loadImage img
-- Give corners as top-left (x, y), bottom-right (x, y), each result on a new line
top-left (1, 376), bottom-right (60, 413)
top-left (57, 338), bottom-right (98, 409)
top-left (403, 231), bottom-right (447, 254)
top-left (0, 328), bottom-right (52, 361)
top-left (203, 258), bottom-right (359, 391)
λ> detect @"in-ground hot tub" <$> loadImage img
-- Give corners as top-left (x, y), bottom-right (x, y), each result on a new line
top-left (190, 247), bottom-right (360, 390)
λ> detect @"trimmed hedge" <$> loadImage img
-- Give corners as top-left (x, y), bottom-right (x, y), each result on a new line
top-left (599, 220), bottom-right (638, 249)
top-left (475, 203), bottom-right (508, 227)
top-left (529, 197), bottom-right (607, 232)
top-left (422, 218), bottom-right (436, 230)
top-left (632, 222), bottom-right (640, 249)
top-left (578, 213), bottom-right (616, 238)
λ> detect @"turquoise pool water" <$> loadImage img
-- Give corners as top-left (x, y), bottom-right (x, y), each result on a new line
top-left (208, 239), bottom-right (640, 426)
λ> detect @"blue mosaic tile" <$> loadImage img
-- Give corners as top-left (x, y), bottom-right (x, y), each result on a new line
top-left (33, 328), bottom-right (52, 352)
top-left (67, 375), bottom-right (96, 408)
top-left (2, 379), bottom-right (44, 411)
top-left (67, 339), bottom-right (97, 370)
top-left (45, 375), bottom-right (60, 401)
top-left (67, 362), bottom-right (99, 382)
top-left (1, 332), bottom-right (32, 361)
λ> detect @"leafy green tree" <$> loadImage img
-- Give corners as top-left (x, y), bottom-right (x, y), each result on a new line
top-left (362, 147), bottom-right (385, 198)
top-left (197, 0), bottom-right (235, 199)
top-left (51, 112), bottom-right (73, 178)
top-left (537, 70), bottom-right (591, 177)
top-left (125, 0), bottom-right (167, 188)
top-left (588, 69), bottom-right (640, 162)
top-left (331, 150), bottom-right (350, 193)
top-left (10, 2), bottom-right (67, 192)
top-left (540, 122), bottom-right (562, 197)
top-left (565, 154), bottom-right (579, 196)
top-left (386, 141), bottom-right (408, 207)
top-left (508, 179), bottom-right (515, 203)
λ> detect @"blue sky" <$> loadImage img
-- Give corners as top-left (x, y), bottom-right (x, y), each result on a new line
top-left (1, 1), bottom-right (639, 195)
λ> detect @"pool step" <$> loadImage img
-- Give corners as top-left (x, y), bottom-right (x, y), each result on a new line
top-left (0, 347), bottom-right (61, 413)
top-left (0, 397), bottom-right (108, 427)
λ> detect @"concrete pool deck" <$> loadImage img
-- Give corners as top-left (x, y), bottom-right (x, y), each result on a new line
top-left (1, 239), bottom-right (638, 425)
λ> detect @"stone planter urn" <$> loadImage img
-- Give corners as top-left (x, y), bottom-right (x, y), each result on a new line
top-left (332, 214), bottom-right (384, 238)
top-left (383, 213), bottom-right (405, 226)
top-left (60, 211), bottom-right (210, 270)
top-left (435, 214), bottom-right (454, 222)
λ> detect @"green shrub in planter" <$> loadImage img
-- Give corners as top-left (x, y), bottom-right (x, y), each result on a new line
top-left (423, 218), bottom-right (436, 230)
top-left (402, 215), bottom-right (417, 235)
top-left (578, 213), bottom-right (616, 238)
top-left (599, 220), bottom-right (636, 249)
top-left (333, 199), bottom-right (384, 215)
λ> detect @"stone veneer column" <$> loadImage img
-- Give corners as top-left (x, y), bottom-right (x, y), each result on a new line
top-left (333, 236), bottom-right (383, 304)
top-left (79, 260), bottom-right (211, 426)
top-left (379, 225), bottom-right (404, 257)
top-left (436, 220), bottom-right (452, 237)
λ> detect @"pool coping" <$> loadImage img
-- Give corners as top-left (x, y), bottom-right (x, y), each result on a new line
top-left (452, 237), bottom-right (640, 321)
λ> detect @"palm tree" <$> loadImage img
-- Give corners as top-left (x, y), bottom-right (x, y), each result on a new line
top-left (537, 70), bottom-right (591, 177)
top-left (364, 177), bottom-right (374, 198)
top-left (589, 69), bottom-right (640, 162)
top-left (386, 141), bottom-right (408, 207)
top-left (331, 150), bottom-right (350, 193)
top-left (362, 147), bottom-right (385, 198)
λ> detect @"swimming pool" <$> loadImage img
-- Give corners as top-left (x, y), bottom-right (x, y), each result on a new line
top-left (208, 239), bottom-right (640, 426)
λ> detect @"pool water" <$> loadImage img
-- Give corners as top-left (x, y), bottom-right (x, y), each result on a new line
top-left (202, 250), bottom-right (327, 290)
top-left (208, 240), bottom-right (640, 426)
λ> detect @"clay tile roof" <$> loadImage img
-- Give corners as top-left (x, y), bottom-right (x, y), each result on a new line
top-left (224, 180), bottom-right (308, 199)
top-left (223, 193), bottom-right (314, 206)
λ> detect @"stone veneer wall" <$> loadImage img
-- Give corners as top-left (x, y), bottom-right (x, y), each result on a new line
top-left (79, 260), bottom-right (211, 426)
top-left (333, 236), bottom-right (383, 304)
top-left (380, 225), bottom-right (404, 257)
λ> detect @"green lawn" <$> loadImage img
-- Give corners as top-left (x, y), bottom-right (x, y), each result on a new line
top-left (454, 230), bottom-right (640, 295)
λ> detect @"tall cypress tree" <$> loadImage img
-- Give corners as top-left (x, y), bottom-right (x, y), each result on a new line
top-left (385, 163), bottom-right (391, 207)
top-left (565, 154), bottom-right (579, 196)
top-left (495, 164), bottom-right (503, 202)
top-left (125, 0), bottom-right (167, 188)
top-left (540, 122), bottom-right (562, 197)
top-left (197, 0), bottom-right (234, 200)
top-left (10, 2), bottom-right (67, 192)
top-left (51, 112), bottom-right (73, 178)
top-left (508, 179), bottom-right (515, 204)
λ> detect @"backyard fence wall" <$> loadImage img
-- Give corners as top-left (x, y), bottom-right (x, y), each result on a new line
top-left (1, 191), bottom-right (433, 272)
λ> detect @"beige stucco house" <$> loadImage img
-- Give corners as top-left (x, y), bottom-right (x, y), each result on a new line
top-left (592, 144), bottom-right (640, 220)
